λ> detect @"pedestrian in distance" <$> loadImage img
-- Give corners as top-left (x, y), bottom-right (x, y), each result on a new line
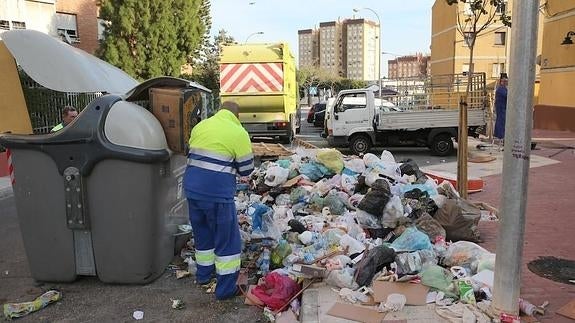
top-left (183, 101), bottom-right (254, 300)
top-left (51, 106), bottom-right (78, 132)
top-left (494, 75), bottom-right (508, 144)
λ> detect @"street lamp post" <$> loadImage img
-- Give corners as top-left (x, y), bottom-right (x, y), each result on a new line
top-left (354, 7), bottom-right (381, 101)
top-left (245, 31), bottom-right (264, 44)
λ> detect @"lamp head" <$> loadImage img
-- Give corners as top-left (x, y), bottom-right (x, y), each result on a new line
top-left (561, 31), bottom-right (574, 45)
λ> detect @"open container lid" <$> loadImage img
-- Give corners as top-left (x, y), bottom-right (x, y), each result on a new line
top-left (0, 30), bottom-right (138, 94)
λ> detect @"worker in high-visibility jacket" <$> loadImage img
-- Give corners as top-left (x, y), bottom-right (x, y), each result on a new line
top-left (183, 101), bottom-right (254, 300)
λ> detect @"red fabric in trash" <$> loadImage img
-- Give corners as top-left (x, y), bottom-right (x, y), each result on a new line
top-left (251, 272), bottom-right (301, 311)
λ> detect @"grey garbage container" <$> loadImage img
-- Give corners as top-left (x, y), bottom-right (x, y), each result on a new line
top-left (0, 94), bottom-right (189, 283)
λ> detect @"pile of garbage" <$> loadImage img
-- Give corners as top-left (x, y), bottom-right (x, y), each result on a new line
top-left (180, 148), bottom-right (543, 322)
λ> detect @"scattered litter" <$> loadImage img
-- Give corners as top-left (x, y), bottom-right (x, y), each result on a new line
top-left (132, 310), bottom-right (144, 320)
top-left (3, 290), bottom-right (62, 320)
top-left (171, 299), bottom-right (185, 310)
top-left (379, 293), bottom-right (407, 312)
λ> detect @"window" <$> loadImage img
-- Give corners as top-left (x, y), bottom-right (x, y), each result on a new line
top-left (492, 63), bottom-right (505, 78)
top-left (11, 21), bottom-right (26, 29)
top-left (496, 1), bottom-right (506, 14)
top-left (464, 32), bottom-right (475, 47)
top-left (97, 18), bottom-right (106, 40)
top-left (462, 63), bottom-right (474, 75)
top-left (0, 20), bottom-right (9, 30)
top-left (494, 32), bottom-right (506, 45)
top-left (56, 12), bottom-right (78, 41)
top-left (336, 93), bottom-right (367, 112)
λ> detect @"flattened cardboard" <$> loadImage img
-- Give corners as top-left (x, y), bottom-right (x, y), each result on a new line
top-left (557, 299), bottom-right (575, 320)
top-left (327, 302), bottom-right (387, 323)
top-left (372, 281), bottom-right (429, 305)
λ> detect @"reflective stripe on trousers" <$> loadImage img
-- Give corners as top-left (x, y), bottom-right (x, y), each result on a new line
top-left (215, 254), bottom-right (241, 275)
top-left (196, 249), bottom-right (215, 266)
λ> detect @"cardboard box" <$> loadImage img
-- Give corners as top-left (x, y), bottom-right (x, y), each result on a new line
top-left (149, 87), bottom-right (205, 154)
top-left (372, 281), bottom-right (429, 306)
top-left (327, 302), bottom-right (387, 323)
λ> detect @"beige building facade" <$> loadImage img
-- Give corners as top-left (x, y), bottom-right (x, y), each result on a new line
top-left (430, 0), bottom-right (512, 88)
top-left (534, 1), bottom-right (575, 131)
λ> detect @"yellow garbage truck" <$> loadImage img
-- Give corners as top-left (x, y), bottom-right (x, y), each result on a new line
top-left (219, 43), bottom-right (300, 143)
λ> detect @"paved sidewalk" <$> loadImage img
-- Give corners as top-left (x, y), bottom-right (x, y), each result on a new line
top-left (471, 132), bottom-right (575, 322)
top-left (0, 176), bottom-right (11, 199)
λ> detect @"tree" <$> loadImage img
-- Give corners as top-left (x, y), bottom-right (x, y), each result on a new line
top-left (97, 0), bottom-right (210, 80)
top-left (184, 30), bottom-right (235, 106)
top-left (445, 0), bottom-right (511, 198)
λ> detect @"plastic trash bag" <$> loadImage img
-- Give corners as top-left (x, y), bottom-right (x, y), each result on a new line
top-left (400, 182), bottom-right (438, 197)
top-left (299, 161), bottom-right (332, 181)
top-left (390, 227), bottom-right (433, 252)
top-left (340, 234), bottom-right (366, 255)
top-left (415, 214), bottom-right (446, 241)
top-left (264, 165), bottom-right (290, 187)
top-left (394, 249), bottom-right (437, 275)
top-left (357, 179), bottom-right (391, 216)
top-left (420, 264), bottom-right (458, 298)
top-left (381, 195), bottom-right (404, 228)
top-left (324, 191), bottom-right (346, 215)
top-left (341, 174), bottom-right (358, 195)
top-left (348, 194), bottom-right (364, 209)
top-left (354, 245), bottom-right (396, 287)
top-left (434, 199), bottom-right (481, 242)
top-left (322, 228), bottom-right (346, 246)
top-left (344, 158), bottom-right (366, 174)
top-left (271, 239), bottom-right (292, 268)
top-left (355, 209), bottom-right (381, 229)
top-left (316, 149), bottom-right (344, 174)
top-left (275, 194), bottom-right (291, 206)
top-left (289, 187), bottom-right (308, 204)
top-left (326, 268), bottom-right (359, 289)
top-left (442, 241), bottom-right (493, 275)
top-left (251, 272), bottom-right (301, 311)
top-left (380, 150), bottom-right (396, 163)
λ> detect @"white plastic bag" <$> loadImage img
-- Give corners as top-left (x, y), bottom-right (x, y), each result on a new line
top-left (344, 158), bottom-right (366, 174)
top-left (381, 195), bottom-right (404, 228)
top-left (264, 165), bottom-right (290, 187)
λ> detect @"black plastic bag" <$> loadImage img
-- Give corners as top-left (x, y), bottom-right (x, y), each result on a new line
top-left (354, 245), bottom-right (396, 287)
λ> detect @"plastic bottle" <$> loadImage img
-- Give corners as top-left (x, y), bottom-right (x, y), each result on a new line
top-left (260, 248), bottom-right (270, 275)
top-left (519, 298), bottom-right (540, 316)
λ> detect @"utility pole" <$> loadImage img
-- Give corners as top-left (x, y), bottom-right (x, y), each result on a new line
top-left (492, 0), bottom-right (540, 317)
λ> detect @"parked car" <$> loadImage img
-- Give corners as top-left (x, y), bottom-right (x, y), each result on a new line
top-left (307, 103), bottom-right (326, 124)
top-left (313, 106), bottom-right (326, 127)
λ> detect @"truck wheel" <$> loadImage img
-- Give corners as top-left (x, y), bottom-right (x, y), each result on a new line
top-left (350, 134), bottom-right (372, 155)
top-left (280, 122), bottom-right (295, 144)
top-left (430, 134), bottom-right (454, 156)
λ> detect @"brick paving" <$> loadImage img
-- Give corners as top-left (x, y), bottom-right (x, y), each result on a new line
top-left (472, 131), bottom-right (575, 322)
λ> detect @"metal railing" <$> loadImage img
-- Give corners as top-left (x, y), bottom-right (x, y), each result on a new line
top-left (19, 71), bottom-right (102, 134)
top-left (379, 73), bottom-right (488, 111)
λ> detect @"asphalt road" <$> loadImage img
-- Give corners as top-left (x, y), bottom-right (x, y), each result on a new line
top-left (296, 106), bottom-right (457, 167)
top-left (0, 194), bottom-right (263, 322)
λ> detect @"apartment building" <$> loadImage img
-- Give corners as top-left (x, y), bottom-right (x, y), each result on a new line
top-left (297, 18), bottom-right (380, 81)
top-left (318, 21), bottom-right (343, 77)
top-left (56, 0), bottom-right (100, 54)
top-left (0, 0), bottom-right (57, 36)
top-left (298, 29), bottom-right (319, 68)
top-left (388, 53), bottom-right (430, 79)
top-left (430, 0), bottom-right (512, 87)
top-left (534, 1), bottom-right (575, 131)
top-left (0, 0), bottom-right (101, 54)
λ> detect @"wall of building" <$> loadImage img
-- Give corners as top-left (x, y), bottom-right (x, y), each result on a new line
top-left (535, 1), bottom-right (575, 131)
top-left (56, 0), bottom-right (99, 54)
top-left (0, 0), bottom-right (56, 36)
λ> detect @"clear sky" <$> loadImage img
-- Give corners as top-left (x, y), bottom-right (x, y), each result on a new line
top-left (210, 0), bottom-right (435, 77)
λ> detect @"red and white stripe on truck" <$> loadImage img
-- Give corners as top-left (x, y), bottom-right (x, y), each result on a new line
top-left (220, 63), bottom-right (284, 93)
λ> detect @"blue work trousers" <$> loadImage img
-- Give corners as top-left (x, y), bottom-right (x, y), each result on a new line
top-left (187, 199), bottom-right (241, 300)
